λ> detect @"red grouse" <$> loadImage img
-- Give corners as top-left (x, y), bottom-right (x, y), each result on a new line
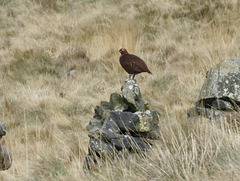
top-left (119, 48), bottom-right (152, 79)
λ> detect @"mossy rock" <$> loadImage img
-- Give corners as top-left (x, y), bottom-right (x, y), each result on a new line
top-left (109, 93), bottom-right (128, 111)
top-left (121, 79), bottom-right (145, 112)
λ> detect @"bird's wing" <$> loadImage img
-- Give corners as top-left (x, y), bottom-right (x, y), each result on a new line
top-left (130, 54), bottom-right (149, 72)
top-left (120, 57), bottom-right (132, 67)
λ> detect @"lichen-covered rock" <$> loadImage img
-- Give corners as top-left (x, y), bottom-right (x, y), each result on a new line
top-left (188, 58), bottom-right (240, 119)
top-left (121, 79), bottom-right (145, 111)
top-left (198, 58), bottom-right (240, 110)
top-left (94, 104), bottom-right (110, 120)
top-left (109, 93), bottom-right (128, 111)
top-left (134, 110), bottom-right (160, 132)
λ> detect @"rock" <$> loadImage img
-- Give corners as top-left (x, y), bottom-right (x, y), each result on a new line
top-left (134, 110), bottom-right (160, 132)
top-left (109, 110), bottom-right (160, 133)
top-left (109, 93), bottom-right (128, 111)
top-left (87, 117), bottom-right (103, 128)
top-left (101, 117), bottom-right (121, 141)
top-left (0, 123), bottom-right (6, 139)
top-left (188, 58), bottom-right (240, 119)
top-left (94, 105), bottom-right (110, 120)
top-left (110, 111), bottom-right (140, 132)
top-left (87, 126), bottom-right (102, 139)
top-left (198, 58), bottom-right (240, 110)
top-left (138, 125), bottom-right (160, 140)
top-left (86, 117), bottom-right (103, 139)
top-left (111, 135), bottom-right (151, 151)
top-left (0, 146), bottom-right (12, 171)
top-left (0, 122), bottom-right (12, 171)
top-left (89, 138), bottom-right (115, 157)
top-left (212, 99), bottom-right (234, 111)
top-left (83, 154), bottom-right (98, 172)
top-left (100, 101), bottom-right (111, 110)
top-left (121, 79), bottom-right (145, 111)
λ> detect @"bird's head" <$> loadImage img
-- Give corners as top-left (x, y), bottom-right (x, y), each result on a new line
top-left (119, 48), bottom-right (128, 55)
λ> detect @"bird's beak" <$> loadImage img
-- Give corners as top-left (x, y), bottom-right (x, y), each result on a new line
top-left (119, 49), bottom-right (122, 53)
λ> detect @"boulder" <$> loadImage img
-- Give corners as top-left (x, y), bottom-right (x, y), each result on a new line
top-left (188, 58), bottom-right (240, 119)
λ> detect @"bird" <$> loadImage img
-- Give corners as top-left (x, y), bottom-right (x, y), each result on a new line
top-left (119, 48), bottom-right (152, 79)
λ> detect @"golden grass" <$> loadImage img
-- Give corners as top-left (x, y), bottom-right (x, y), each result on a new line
top-left (0, 0), bottom-right (240, 180)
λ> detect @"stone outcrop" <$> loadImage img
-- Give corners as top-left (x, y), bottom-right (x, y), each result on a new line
top-left (84, 79), bottom-right (160, 171)
top-left (188, 58), bottom-right (240, 119)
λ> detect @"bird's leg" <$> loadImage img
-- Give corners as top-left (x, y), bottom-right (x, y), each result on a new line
top-left (128, 74), bottom-right (132, 79)
top-left (132, 74), bottom-right (135, 79)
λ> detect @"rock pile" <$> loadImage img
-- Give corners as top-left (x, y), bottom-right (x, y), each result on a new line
top-left (84, 79), bottom-right (160, 171)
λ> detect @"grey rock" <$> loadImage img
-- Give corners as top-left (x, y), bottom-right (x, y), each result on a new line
top-left (0, 123), bottom-right (6, 139)
top-left (212, 99), bottom-right (234, 111)
top-left (134, 110), bottom-right (160, 132)
top-left (138, 125), bottom-right (160, 139)
top-left (0, 146), bottom-right (12, 171)
top-left (87, 126), bottom-right (101, 139)
top-left (94, 105), bottom-right (110, 120)
top-left (87, 117), bottom-right (103, 128)
top-left (100, 101), bottom-right (111, 110)
top-left (101, 117), bottom-right (121, 141)
top-left (189, 58), bottom-right (240, 119)
top-left (198, 58), bottom-right (240, 110)
top-left (109, 93), bottom-right (128, 111)
top-left (84, 79), bottom-right (161, 171)
top-left (110, 111), bottom-right (140, 132)
top-left (121, 79), bottom-right (145, 111)
top-left (111, 135), bottom-right (151, 151)
top-left (188, 105), bottom-right (222, 120)
top-left (89, 138), bottom-right (115, 157)
top-left (86, 117), bottom-right (103, 139)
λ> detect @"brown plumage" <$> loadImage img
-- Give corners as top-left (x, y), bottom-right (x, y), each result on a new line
top-left (119, 48), bottom-right (152, 79)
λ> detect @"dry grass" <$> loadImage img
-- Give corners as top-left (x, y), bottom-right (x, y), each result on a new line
top-left (0, 0), bottom-right (240, 180)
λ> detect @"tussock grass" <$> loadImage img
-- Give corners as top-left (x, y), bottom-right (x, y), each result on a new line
top-left (0, 0), bottom-right (240, 180)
